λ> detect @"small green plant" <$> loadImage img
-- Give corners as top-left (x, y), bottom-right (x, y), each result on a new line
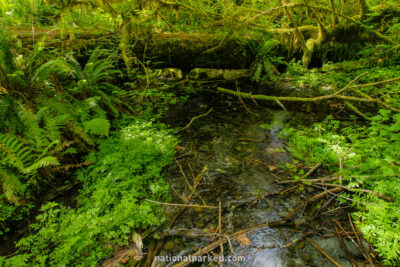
top-left (0, 120), bottom-right (177, 266)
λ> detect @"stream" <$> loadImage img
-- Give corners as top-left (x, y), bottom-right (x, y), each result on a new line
top-left (158, 92), bottom-right (363, 267)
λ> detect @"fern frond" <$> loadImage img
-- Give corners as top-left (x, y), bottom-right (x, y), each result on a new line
top-left (66, 54), bottom-right (85, 80)
top-left (17, 104), bottom-right (44, 149)
top-left (23, 156), bottom-right (60, 174)
top-left (0, 134), bottom-right (33, 170)
top-left (33, 59), bottom-right (73, 83)
top-left (0, 166), bottom-right (24, 204)
top-left (39, 140), bottom-right (61, 158)
top-left (95, 89), bottom-right (120, 117)
top-left (66, 121), bottom-right (94, 145)
top-left (83, 118), bottom-right (110, 136)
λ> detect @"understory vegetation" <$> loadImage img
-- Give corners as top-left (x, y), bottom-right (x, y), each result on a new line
top-left (1, 121), bottom-right (177, 266)
top-left (0, 0), bottom-right (400, 266)
top-left (282, 112), bottom-right (400, 265)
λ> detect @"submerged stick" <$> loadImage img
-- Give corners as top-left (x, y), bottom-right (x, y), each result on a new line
top-left (305, 237), bottom-right (340, 267)
top-left (178, 108), bottom-right (213, 132)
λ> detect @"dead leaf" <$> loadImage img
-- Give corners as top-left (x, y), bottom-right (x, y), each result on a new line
top-left (268, 165), bottom-right (278, 171)
top-left (234, 234), bottom-right (251, 246)
top-left (0, 87), bottom-right (8, 94)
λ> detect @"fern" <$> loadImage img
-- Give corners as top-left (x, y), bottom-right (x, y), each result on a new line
top-left (0, 134), bottom-right (34, 171)
top-left (0, 167), bottom-right (24, 204)
top-left (23, 156), bottom-right (60, 174)
top-left (83, 118), bottom-right (110, 136)
top-left (34, 48), bottom-right (123, 117)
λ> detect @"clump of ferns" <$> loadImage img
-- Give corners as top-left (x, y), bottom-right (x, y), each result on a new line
top-left (35, 48), bottom-right (125, 117)
top-left (0, 100), bottom-right (103, 203)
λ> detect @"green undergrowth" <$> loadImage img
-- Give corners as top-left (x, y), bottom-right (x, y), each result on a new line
top-left (0, 120), bottom-right (178, 266)
top-left (281, 112), bottom-right (400, 265)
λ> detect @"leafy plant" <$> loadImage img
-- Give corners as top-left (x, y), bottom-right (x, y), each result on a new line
top-left (0, 120), bottom-right (177, 266)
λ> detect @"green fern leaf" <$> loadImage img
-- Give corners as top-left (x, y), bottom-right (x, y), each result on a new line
top-left (0, 134), bottom-right (32, 170)
top-left (23, 156), bottom-right (60, 174)
top-left (67, 122), bottom-right (94, 145)
top-left (0, 166), bottom-right (24, 204)
top-left (83, 118), bottom-right (110, 136)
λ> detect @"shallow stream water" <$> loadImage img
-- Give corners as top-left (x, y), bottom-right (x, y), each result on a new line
top-left (158, 93), bottom-right (361, 267)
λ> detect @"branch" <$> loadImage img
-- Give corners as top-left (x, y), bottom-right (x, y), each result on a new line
top-left (315, 183), bottom-right (394, 202)
top-left (145, 199), bottom-right (219, 209)
top-left (178, 108), bottom-right (213, 132)
top-left (217, 74), bottom-right (400, 113)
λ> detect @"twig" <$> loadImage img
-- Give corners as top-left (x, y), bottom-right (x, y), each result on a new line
top-left (336, 148), bottom-right (353, 185)
top-left (333, 222), bottom-right (358, 266)
top-left (236, 81), bottom-right (260, 117)
top-left (333, 219), bottom-right (374, 267)
top-left (348, 214), bottom-right (375, 266)
top-left (311, 185), bottom-right (376, 205)
top-left (309, 187), bottom-right (343, 202)
top-left (305, 237), bottom-right (341, 267)
top-left (218, 201), bottom-right (223, 257)
top-left (315, 183), bottom-right (393, 202)
top-left (350, 76), bottom-right (400, 89)
top-left (301, 163), bottom-right (321, 179)
top-left (178, 108), bottom-right (213, 132)
top-left (148, 167), bottom-right (207, 266)
top-left (295, 200), bottom-right (309, 229)
top-left (275, 99), bottom-right (287, 110)
top-left (334, 73), bottom-right (368, 95)
top-left (145, 199), bottom-right (218, 210)
top-left (175, 159), bottom-right (192, 191)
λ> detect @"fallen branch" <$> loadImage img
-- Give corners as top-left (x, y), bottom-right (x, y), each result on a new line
top-left (178, 108), bottom-right (214, 132)
top-left (145, 199), bottom-right (219, 210)
top-left (301, 163), bottom-right (321, 179)
top-left (217, 75), bottom-right (400, 113)
top-left (278, 176), bottom-right (338, 184)
top-left (315, 183), bottom-right (394, 202)
top-left (308, 187), bottom-right (343, 202)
